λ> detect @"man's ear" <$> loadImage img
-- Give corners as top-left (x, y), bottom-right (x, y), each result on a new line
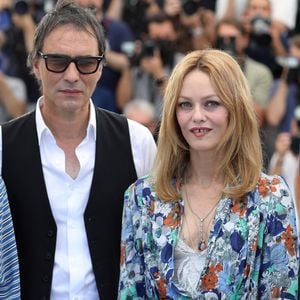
top-left (32, 58), bottom-right (41, 80)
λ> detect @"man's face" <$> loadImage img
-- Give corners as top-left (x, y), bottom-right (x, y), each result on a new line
top-left (217, 24), bottom-right (246, 55)
top-left (247, 0), bottom-right (271, 19)
top-left (148, 20), bottom-right (177, 41)
top-left (33, 24), bottom-right (102, 115)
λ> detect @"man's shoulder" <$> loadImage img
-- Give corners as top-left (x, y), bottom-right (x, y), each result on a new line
top-left (245, 57), bottom-right (273, 75)
top-left (95, 107), bottom-right (126, 122)
top-left (2, 110), bottom-right (34, 129)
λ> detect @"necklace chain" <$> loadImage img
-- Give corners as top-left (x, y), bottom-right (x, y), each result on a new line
top-left (183, 176), bottom-right (219, 252)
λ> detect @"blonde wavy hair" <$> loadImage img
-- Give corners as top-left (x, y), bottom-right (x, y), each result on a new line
top-left (154, 49), bottom-right (262, 202)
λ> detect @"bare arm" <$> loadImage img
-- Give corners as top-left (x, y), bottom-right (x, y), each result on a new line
top-left (269, 132), bottom-right (292, 175)
top-left (265, 72), bottom-right (288, 127)
top-left (221, 0), bottom-right (236, 20)
top-left (105, 51), bottom-right (130, 72)
top-left (116, 67), bottom-right (133, 111)
top-left (105, 0), bottom-right (124, 20)
top-left (11, 13), bottom-right (36, 54)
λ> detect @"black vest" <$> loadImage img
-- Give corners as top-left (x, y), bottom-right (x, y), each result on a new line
top-left (2, 108), bottom-right (137, 300)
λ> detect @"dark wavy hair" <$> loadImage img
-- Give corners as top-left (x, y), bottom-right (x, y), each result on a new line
top-left (27, 0), bottom-right (106, 71)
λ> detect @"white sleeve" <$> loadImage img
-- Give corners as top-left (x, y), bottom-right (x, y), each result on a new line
top-left (271, 0), bottom-right (298, 29)
top-left (127, 119), bottom-right (157, 178)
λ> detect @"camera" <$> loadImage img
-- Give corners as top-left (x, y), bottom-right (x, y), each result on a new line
top-left (251, 16), bottom-right (270, 35)
top-left (215, 36), bottom-right (238, 57)
top-left (121, 39), bottom-right (175, 67)
top-left (121, 40), bottom-right (157, 59)
top-left (276, 56), bottom-right (300, 84)
top-left (276, 56), bottom-right (300, 69)
top-left (140, 40), bottom-right (157, 58)
top-left (249, 16), bottom-right (272, 47)
top-left (291, 136), bottom-right (300, 155)
top-left (182, 0), bottom-right (201, 15)
top-left (13, 1), bottom-right (29, 15)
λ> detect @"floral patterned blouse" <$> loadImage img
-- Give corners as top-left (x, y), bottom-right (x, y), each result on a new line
top-left (118, 173), bottom-right (299, 299)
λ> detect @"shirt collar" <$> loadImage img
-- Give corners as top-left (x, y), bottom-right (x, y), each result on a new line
top-left (35, 97), bottom-right (97, 145)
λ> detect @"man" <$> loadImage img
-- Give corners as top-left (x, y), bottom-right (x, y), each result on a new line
top-left (215, 18), bottom-right (275, 167)
top-left (216, 18), bottom-right (273, 125)
top-left (131, 13), bottom-right (184, 120)
top-left (0, 30), bottom-right (27, 123)
top-left (0, 1), bottom-right (156, 299)
top-left (241, 0), bottom-right (290, 79)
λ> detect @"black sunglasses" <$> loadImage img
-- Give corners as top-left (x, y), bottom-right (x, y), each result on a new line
top-left (38, 52), bottom-right (104, 74)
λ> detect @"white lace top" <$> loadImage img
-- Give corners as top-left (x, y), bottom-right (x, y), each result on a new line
top-left (173, 238), bottom-right (207, 298)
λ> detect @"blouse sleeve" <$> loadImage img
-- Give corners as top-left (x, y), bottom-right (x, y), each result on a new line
top-left (0, 177), bottom-right (20, 299)
top-left (118, 179), bottom-right (159, 300)
top-left (258, 175), bottom-right (299, 299)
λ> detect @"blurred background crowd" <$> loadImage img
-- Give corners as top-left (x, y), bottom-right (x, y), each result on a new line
top-left (1, 0), bottom-right (300, 197)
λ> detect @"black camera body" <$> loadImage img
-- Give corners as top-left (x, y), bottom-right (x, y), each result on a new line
top-left (13, 1), bottom-right (29, 15)
top-left (140, 40), bottom-right (157, 58)
top-left (181, 0), bottom-right (200, 15)
top-left (216, 36), bottom-right (238, 57)
top-left (251, 16), bottom-right (270, 35)
top-left (249, 16), bottom-right (272, 47)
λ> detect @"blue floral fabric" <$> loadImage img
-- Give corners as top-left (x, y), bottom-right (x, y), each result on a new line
top-left (118, 173), bottom-right (299, 299)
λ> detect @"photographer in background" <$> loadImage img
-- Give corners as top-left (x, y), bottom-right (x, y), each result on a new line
top-left (269, 124), bottom-right (300, 200)
top-left (1, 0), bottom-right (39, 105)
top-left (216, 0), bottom-right (298, 32)
top-left (269, 105), bottom-right (300, 238)
top-left (74, 0), bottom-right (134, 113)
top-left (266, 35), bottom-right (300, 131)
top-left (0, 30), bottom-right (26, 123)
top-left (264, 34), bottom-right (300, 167)
top-left (241, 0), bottom-right (290, 79)
top-left (155, 0), bottom-right (216, 51)
top-left (215, 18), bottom-right (273, 126)
top-left (178, 0), bottom-right (216, 50)
top-left (128, 13), bottom-right (184, 120)
top-left (215, 18), bottom-right (274, 168)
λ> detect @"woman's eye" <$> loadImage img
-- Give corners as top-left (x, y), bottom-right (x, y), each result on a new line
top-left (205, 100), bottom-right (220, 108)
top-left (178, 102), bottom-right (192, 109)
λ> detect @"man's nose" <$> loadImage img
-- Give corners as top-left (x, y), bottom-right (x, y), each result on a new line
top-left (63, 62), bottom-right (80, 81)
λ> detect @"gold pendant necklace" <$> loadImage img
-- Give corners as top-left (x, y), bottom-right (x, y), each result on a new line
top-left (184, 177), bottom-right (219, 252)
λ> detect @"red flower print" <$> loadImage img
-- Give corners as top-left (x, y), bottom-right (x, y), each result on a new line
top-left (258, 177), bottom-right (280, 197)
top-left (271, 287), bottom-right (280, 298)
top-left (231, 199), bottom-right (247, 216)
top-left (163, 213), bottom-right (180, 228)
top-left (281, 224), bottom-right (296, 256)
top-left (156, 277), bottom-right (167, 299)
top-left (200, 264), bottom-right (222, 290)
top-left (163, 203), bottom-right (182, 228)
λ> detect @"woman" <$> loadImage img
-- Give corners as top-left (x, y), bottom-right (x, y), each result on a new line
top-left (118, 49), bottom-right (299, 299)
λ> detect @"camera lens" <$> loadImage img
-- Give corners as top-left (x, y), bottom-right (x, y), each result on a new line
top-left (14, 1), bottom-right (29, 15)
top-left (216, 36), bottom-right (237, 57)
top-left (141, 40), bottom-right (156, 57)
top-left (182, 0), bottom-right (199, 15)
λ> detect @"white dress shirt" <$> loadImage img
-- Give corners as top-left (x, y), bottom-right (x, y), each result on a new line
top-left (0, 98), bottom-right (157, 300)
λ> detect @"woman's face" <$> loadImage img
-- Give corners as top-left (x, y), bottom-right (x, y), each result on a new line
top-left (176, 69), bottom-right (229, 155)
